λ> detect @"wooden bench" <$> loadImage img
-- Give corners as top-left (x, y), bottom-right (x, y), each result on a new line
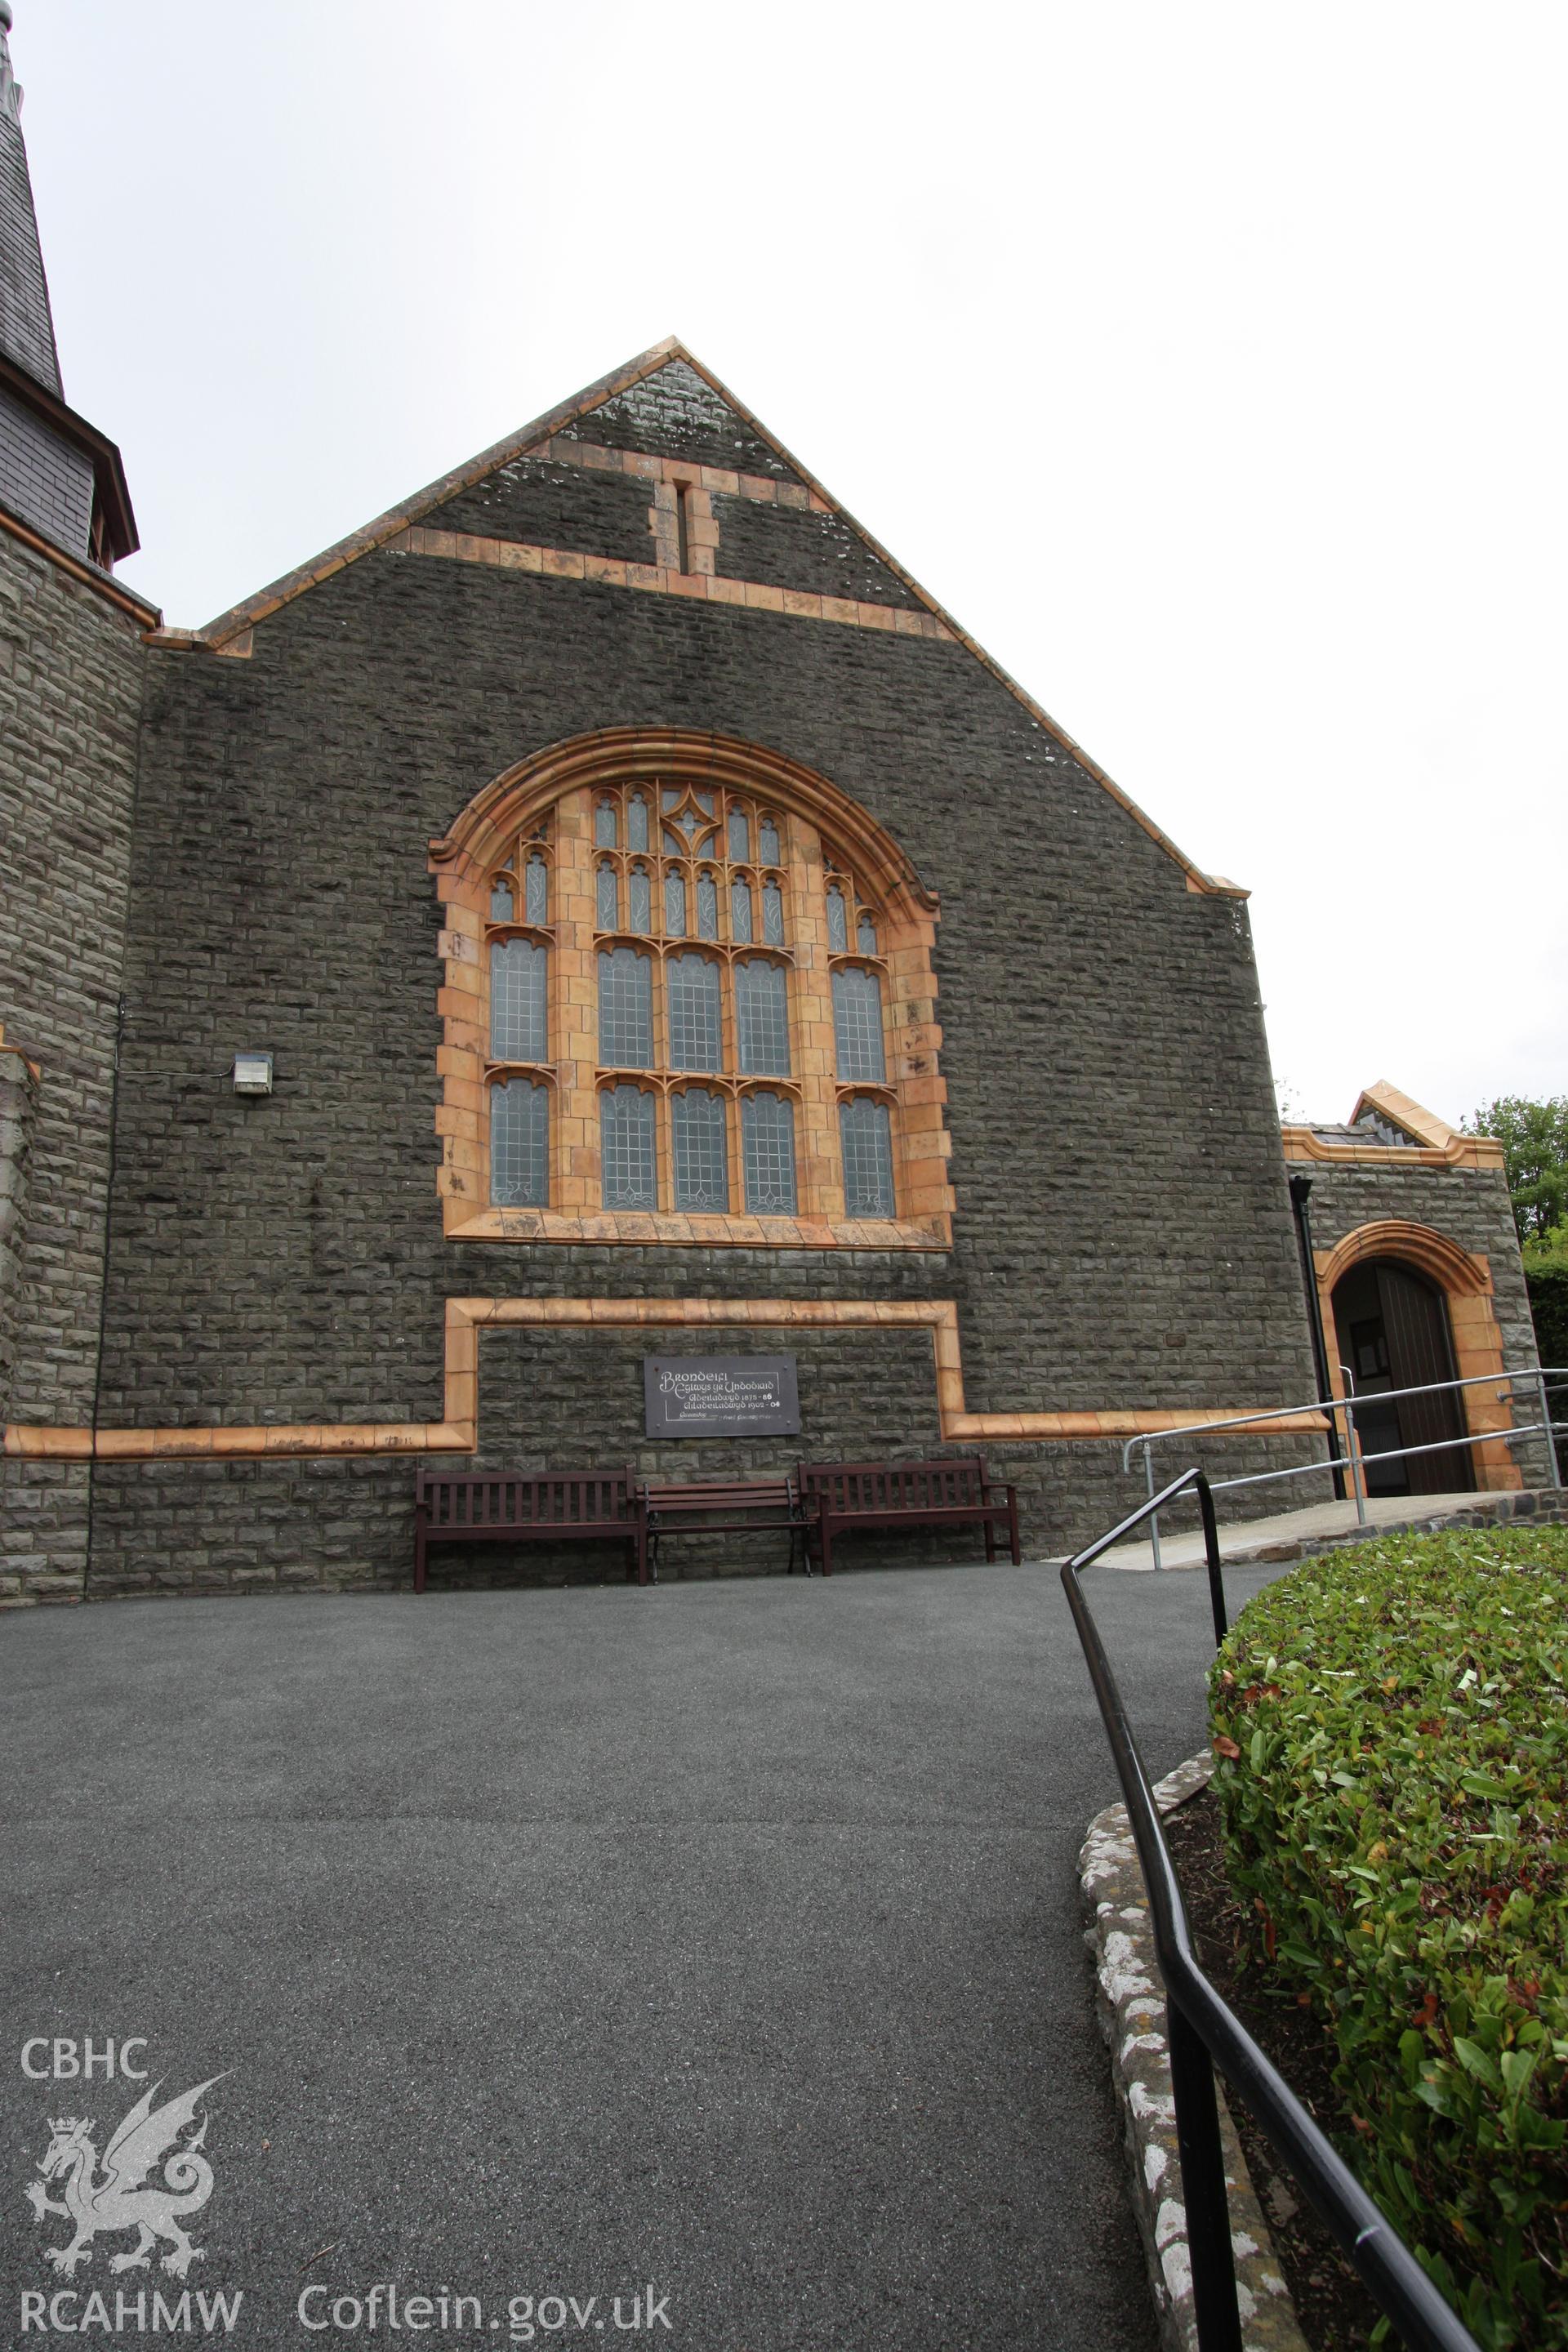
top-left (414, 1469), bottom-right (648, 1592)
top-left (640, 1477), bottom-right (808, 1580)
top-left (799, 1455), bottom-right (1021, 1577)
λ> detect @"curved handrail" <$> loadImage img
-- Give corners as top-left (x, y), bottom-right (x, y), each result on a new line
top-left (1063, 1466), bottom-right (1481, 2352)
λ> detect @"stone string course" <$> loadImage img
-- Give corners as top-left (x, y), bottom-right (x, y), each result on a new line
top-left (1080, 1753), bottom-right (1308, 2352)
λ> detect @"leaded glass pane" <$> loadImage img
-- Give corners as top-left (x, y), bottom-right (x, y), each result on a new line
top-left (727, 807), bottom-right (750, 862)
top-left (831, 964), bottom-right (886, 1081)
top-left (490, 1080), bottom-right (549, 1207)
top-left (840, 1095), bottom-right (895, 1219)
top-left (664, 869), bottom-right (687, 937)
top-left (762, 880), bottom-right (785, 945)
top-left (856, 911), bottom-right (877, 956)
top-left (595, 798), bottom-right (618, 849)
top-left (742, 1091), bottom-right (797, 1214)
top-left (525, 854), bottom-right (549, 925)
top-left (666, 954), bottom-right (724, 1071)
top-left (490, 880), bottom-right (514, 923)
top-left (600, 1085), bottom-right (657, 1209)
top-left (662, 787), bottom-right (680, 810)
top-left (735, 958), bottom-right (791, 1076)
top-left (693, 789), bottom-right (714, 813)
top-left (731, 880), bottom-right (753, 943)
top-left (826, 884), bottom-right (849, 953)
top-left (490, 938), bottom-right (546, 1062)
top-left (628, 866), bottom-right (652, 931)
top-left (598, 947), bottom-right (653, 1067)
top-left (596, 862), bottom-right (618, 931)
top-left (697, 872), bottom-right (719, 939)
top-left (672, 1088), bottom-right (728, 1211)
top-left (663, 830), bottom-right (685, 856)
top-left (627, 793), bottom-right (649, 852)
top-left (759, 816), bottom-right (782, 865)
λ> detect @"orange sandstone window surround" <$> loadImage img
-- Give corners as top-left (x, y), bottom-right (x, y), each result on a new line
top-left (429, 733), bottom-right (952, 1250)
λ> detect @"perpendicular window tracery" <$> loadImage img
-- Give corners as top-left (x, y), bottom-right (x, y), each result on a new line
top-left (449, 746), bottom-right (948, 1241)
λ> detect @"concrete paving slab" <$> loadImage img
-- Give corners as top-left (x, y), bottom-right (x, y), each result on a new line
top-left (1088, 1489), bottom-right (1510, 1572)
top-left (1, 1557), bottom-right (1295, 2352)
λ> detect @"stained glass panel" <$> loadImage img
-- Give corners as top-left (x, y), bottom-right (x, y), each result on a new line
top-left (664, 869), bottom-right (687, 937)
top-left (840, 1095), bottom-right (894, 1219)
top-left (490, 1080), bottom-right (549, 1207)
top-left (666, 955), bottom-right (724, 1071)
top-left (489, 880), bottom-right (514, 923)
top-left (525, 855), bottom-right (549, 925)
top-left (831, 965), bottom-right (886, 1082)
top-left (759, 816), bottom-right (782, 865)
top-left (731, 880), bottom-right (753, 944)
top-left (598, 947), bottom-right (653, 1067)
top-left (742, 1091), bottom-right (797, 1214)
top-left (856, 911), bottom-right (877, 956)
top-left (490, 939), bottom-right (547, 1062)
top-left (596, 862), bottom-right (618, 931)
top-left (672, 1088), bottom-right (728, 1211)
top-left (736, 959), bottom-right (791, 1076)
top-left (628, 866), bottom-right (652, 932)
top-left (826, 884), bottom-right (849, 953)
top-left (627, 793), bottom-right (649, 852)
top-left (600, 1085), bottom-right (657, 1210)
top-left (727, 807), bottom-right (750, 862)
top-left (696, 873), bottom-right (719, 939)
top-left (762, 880), bottom-right (785, 946)
top-left (595, 798), bottom-right (618, 849)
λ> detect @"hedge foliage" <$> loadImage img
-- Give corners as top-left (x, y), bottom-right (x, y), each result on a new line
top-left (1209, 1526), bottom-right (1568, 2350)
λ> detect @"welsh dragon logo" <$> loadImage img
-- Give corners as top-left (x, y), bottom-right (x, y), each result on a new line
top-left (26, 2076), bottom-right (225, 2278)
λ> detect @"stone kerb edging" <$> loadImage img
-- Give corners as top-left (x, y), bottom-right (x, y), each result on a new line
top-left (1080, 1752), bottom-right (1309, 2352)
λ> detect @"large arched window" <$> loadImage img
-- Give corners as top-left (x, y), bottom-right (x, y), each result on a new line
top-left (430, 730), bottom-right (951, 1250)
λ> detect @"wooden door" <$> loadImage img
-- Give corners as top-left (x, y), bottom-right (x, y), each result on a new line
top-left (1331, 1258), bottom-right (1473, 1496)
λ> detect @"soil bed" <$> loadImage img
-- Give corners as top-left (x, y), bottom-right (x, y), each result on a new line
top-left (1164, 1785), bottom-right (1381, 2352)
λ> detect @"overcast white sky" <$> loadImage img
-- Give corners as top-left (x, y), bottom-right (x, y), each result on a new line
top-left (16, 1), bottom-right (1565, 1127)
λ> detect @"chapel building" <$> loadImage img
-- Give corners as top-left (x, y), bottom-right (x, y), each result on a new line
top-left (0, 9), bottom-right (1547, 1600)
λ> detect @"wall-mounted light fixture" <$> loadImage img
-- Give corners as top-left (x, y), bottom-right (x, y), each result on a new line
top-left (232, 1051), bottom-right (274, 1095)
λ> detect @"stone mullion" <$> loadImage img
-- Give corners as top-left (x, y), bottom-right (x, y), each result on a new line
top-left (785, 817), bottom-right (839, 1221)
top-left (552, 791), bottom-right (600, 1215)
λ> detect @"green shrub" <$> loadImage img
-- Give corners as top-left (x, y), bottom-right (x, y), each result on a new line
top-left (1209, 1526), bottom-right (1568, 2350)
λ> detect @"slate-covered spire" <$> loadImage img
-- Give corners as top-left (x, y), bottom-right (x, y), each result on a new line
top-left (0, 3), bottom-right (136, 568)
top-left (0, 0), bottom-right (65, 397)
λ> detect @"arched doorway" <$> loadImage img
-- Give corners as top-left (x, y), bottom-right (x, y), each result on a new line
top-left (1330, 1258), bottom-right (1473, 1494)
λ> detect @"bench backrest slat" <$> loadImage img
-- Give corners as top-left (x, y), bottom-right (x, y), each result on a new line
top-left (800, 1456), bottom-right (988, 1512)
top-left (416, 1469), bottom-right (636, 1527)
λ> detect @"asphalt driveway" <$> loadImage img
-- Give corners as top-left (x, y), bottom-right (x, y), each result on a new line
top-left (1, 1556), bottom-right (1290, 2352)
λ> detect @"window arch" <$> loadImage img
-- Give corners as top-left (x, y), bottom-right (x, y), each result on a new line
top-left (429, 728), bottom-right (951, 1249)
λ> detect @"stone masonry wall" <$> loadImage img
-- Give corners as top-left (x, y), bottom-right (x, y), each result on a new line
top-left (86, 370), bottom-right (1320, 1594)
top-left (0, 1045), bottom-right (38, 1416)
top-left (0, 530), bottom-right (145, 1601)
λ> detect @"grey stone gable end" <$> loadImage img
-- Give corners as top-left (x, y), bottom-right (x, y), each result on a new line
top-left (559, 357), bottom-right (804, 479)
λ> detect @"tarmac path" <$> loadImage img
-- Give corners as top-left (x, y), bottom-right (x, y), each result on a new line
top-left (1, 1555), bottom-right (1289, 2352)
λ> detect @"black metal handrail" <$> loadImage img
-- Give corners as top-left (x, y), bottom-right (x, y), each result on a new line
top-left (1062, 1467), bottom-right (1481, 2352)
